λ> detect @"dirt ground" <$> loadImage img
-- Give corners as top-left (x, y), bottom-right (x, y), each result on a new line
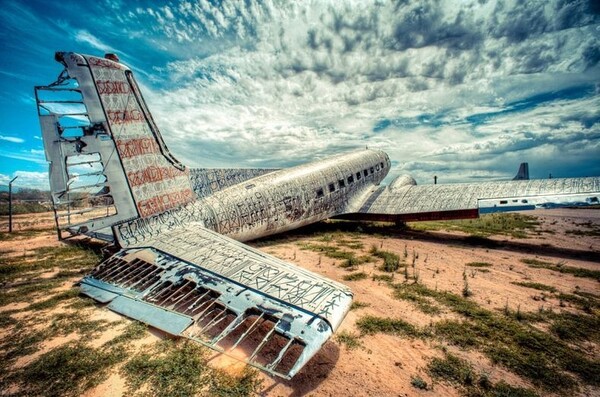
top-left (0, 209), bottom-right (598, 397)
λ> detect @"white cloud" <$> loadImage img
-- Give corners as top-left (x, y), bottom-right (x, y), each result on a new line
top-left (55, 0), bottom-right (599, 182)
top-left (74, 30), bottom-right (115, 53)
top-left (0, 135), bottom-right (25, 144)
top-left (0, 171), bottom-right (49, 190)
top-left (0, 148), bottom-right (46, 164)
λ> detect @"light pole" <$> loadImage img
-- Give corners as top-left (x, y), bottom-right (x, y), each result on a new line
top-left (8, 176), bottom-right (18, 233)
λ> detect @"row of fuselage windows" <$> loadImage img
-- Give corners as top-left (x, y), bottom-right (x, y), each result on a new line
top-left (315, 162), bottom-right (385, 198)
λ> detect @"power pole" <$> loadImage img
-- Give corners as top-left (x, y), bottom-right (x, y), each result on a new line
top-left (8, 176), bottom-right (18, 233)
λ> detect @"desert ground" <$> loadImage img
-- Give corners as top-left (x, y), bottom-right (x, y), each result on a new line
top-left (0, 209), bottom-right (598, 397)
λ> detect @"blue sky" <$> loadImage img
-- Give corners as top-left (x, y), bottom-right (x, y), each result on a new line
top-left (0, 0), bottom-right (599, 189)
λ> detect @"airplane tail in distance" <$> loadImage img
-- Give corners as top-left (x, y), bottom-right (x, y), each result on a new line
top-left (36, 52), bottom-right (195, 239)
top-left (512, 162), bottom-right (529, 180)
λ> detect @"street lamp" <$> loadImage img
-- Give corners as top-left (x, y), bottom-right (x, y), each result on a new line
top-left (8, 176), bottom-right (18, 233)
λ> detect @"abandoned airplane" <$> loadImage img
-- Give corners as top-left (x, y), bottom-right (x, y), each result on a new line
top-left (35, 52), bottom-right (600, 379)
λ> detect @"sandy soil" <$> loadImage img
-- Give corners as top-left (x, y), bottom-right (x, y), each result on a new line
top-left (1, 209), bottom-right (598, 397)
top-left (246, 209), bottom-right (599, 396)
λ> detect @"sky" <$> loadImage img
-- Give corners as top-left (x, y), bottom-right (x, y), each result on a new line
top-left (0, 0), bottom-right (599, 190)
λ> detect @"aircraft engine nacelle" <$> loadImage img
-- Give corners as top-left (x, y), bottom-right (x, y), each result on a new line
top-left (388, 174), bottom-right (417, 190)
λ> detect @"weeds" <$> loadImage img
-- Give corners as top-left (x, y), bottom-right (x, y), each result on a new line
top-left (28, 289), bottom-right (81, 311)
top-left (427, 352), bottom-right (539, 397)
top-left (0, 244), bottom-right (99, 283)
top-left (410, 375), bottom-right (428, 390)
top-left (122, 340), bottom-right (261, 397)
top-left (47, 312), bottom-right (111, 338)
top-left (462, 268), bottom-right (472, 298)
top-left (372, 274), bottom-right (394, 283)
top-left (343, 272), bottom-right (368, 281)
top-left (350, 301), bottom-right (371, 310)
top-left (511, 281), bottom-right (557, 293)
top-left (521, 258), bottom-right (600, 281)
top-left (6, 342), bottom-right (123, 397)
top-left (549, 312), bottom-right (600, 343)
top-left (370, 246), bottom-right (402, 272)
top-left (393, 283), bottom-right (441, 314)
top-left (122, 340), bottom-right (210, 396)
top-left (465, 262), bottom-right (492, 268)
top-left (336, 330), bottom-right (363, 350)
top-left (389, 281), bottom-right (599, 391)
top-left (557, 292), bottom-right (598, 312)
top-left (209, 367), bottom-right (263, 397)
top-left (356, 316), bottom-right (423, 338)
top-left (336, 239), bottom-right (365, 250)
top-left (428, 353), bottom-right (475, 386)
top-left (408, 213), bottom-right (540, 238)
top-left (104, 321), bottom-right (148, 348)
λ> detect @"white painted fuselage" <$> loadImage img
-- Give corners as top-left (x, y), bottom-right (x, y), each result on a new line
top-left (200, 149), bottom-right (391, 241)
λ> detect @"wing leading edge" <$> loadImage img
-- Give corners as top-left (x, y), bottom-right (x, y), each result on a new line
top-left (80, 222), bottom-right (352, 379)
top-left (337, 177), bottom-right (600, 222)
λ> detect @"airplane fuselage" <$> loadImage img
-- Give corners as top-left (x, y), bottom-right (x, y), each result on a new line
top-left (200, 149), bottom-right (391, 241)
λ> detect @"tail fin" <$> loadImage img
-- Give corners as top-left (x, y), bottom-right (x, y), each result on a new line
top-left (36, 52), bottom-right (194, 239)
top-left (512, 162), bottom-right (529, 180)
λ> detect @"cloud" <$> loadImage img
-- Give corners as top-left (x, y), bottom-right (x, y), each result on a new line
top-left (0, 135), bottom-right (25, 144)
top-left (0, 171), bottom-right (49, 190)
top-left (8, 0), bottom-right (597, 187)
top-left (137, 0), bottom-right (599, 183)
top-left (0, 148), bottom-right (46, 164)
top-left (74, 30), bottom-right (115, 53)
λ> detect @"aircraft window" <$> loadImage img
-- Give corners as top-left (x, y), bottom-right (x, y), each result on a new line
top-left (521, 199), bottom-right (528, 203)
top-left (500, 200), bottom-right (508, 204)
top-left (329, 183), bottom-right (335, 193)
top-left (348, 175), bottom-right (354, 184)
top-left (512, 199), bottom-right (518, 203)
top-left (370, 167), bottom-right (374, 174)
top-left (356, 172), bottom-right (361, 180)
top-left (363, 170), bottom-right (368, 177)
top-left (380, 162), bottom-right (384, 168)
top-left (316, 188), bottom-right (324, 198)
top-left (339, 179), bottom-right (346, 188)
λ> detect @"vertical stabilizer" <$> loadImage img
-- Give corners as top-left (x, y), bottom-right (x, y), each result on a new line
top-left (36, 52), bottom-right (195, 238)
top-left (512, 162), bottom-right (529, 180)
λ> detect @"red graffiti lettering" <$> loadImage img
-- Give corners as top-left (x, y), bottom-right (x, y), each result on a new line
top-left (127, 166), bottom-right (186, 187)
top-left (107, 109), bottom-right (143, 124)
top-left (137, 189), bottom-right (195, 217)
top-left (116, 138), bottom-right (159, 158)
top-left (88, 56), bottom-right (124, 70)
top-left (97, 80), bottom-right (131, 95)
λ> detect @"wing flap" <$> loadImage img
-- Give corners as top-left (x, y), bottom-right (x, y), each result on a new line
top-left (109, 295), bottom-right (194, 335)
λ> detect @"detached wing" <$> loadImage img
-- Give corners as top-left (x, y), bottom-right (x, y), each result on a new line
top-left (338, 177), bottom-right (600, 222)
top-left (80, 223), bottom-right (351, 379)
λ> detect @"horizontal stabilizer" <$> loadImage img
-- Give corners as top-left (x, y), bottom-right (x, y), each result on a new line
top-left (81, 226), bottom-right (351, 379)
